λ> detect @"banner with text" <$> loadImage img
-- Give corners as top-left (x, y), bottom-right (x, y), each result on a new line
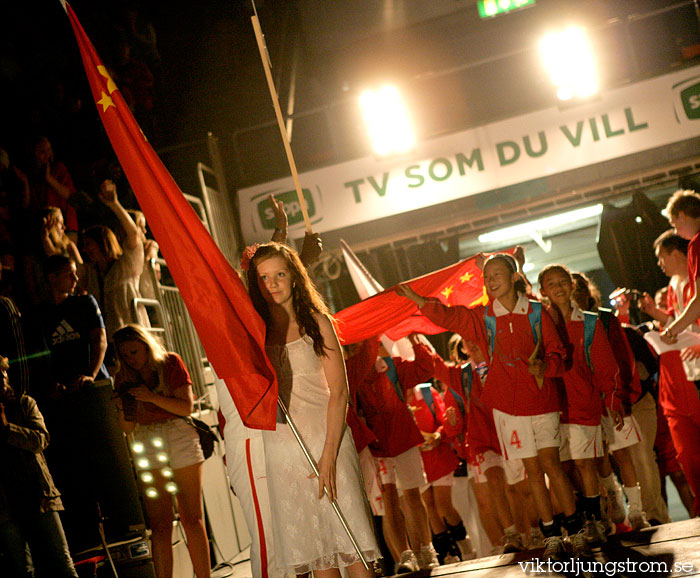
top-left (238, 65), bottom-right (700, 243)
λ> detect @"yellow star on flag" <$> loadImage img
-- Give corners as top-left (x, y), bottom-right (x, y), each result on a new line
top-left (97, 91), bottom-right (115, 112)
top-left (441, 285), bottom-right (454, 301)
top-left (460, 271), bottom-right (474, 283)
top-left (97, 65), bottom-right (117, 94)
top-left (469, 286), bottom-right (489, 307)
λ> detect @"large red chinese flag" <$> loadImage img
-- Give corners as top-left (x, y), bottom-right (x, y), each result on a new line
top-left (334, 255), bottom-right (489, 344)
top-left (64, 2), bottom-right (277, 429)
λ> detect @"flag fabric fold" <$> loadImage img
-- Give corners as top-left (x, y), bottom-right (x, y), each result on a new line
top-left (64, 1), bottom-right (277, 429)
top-left (334, 253), bottom-right (489, 345)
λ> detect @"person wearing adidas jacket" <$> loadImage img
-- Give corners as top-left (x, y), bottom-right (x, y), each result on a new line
top-left (397, 254), bottom-right (584, 561)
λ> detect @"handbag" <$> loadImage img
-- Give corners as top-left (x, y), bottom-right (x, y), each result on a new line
top-left (183, 416), bottom-right (218, 460)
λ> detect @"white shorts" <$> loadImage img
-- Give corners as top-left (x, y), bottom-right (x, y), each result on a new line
top-left (133, 418), bottom-right (204, 470)
top-left (376, 446), bottom-right (427, 491)
top-left (493, 409), bottom-right (561, 460)
top-left (559, 423), bottom-right (572, 462)
top-left (468, 450), bottom-right (525, 485)
top-left (601, 413), bottom-right (641, 451)
top-left (420, 471), bottom-right (454, 492)
top-left (564, 423), bottom-right (604, 460)
top-left (503, 456), bottom-right (527, 485)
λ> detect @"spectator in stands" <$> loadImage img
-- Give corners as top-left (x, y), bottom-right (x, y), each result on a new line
top-left (27, 137), bottom-right (78, 243)
top-left (0, 354), bottom-right (79, 578)
top-left (39, 207), bottom-right (82, 264)
top-left (112, 324), bottom-right (210, 578)
top-left (0, 147), bottom-right (29, 276)
top-left (81, 179), bottom-right (145, 351)
top-left (127, 209), bottom-right (159, 300)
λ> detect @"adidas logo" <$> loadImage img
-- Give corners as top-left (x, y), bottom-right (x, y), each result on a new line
top-left (51, 320), bottom-right (81, 345)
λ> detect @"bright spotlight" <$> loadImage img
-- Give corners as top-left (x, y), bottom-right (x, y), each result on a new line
top-left (132, 441), bottom-right (145, 454)
top-left (161, 467), bottom-right (174, 478)
top-left (540, 27), bottom-right (598, 101)
top-left (151, 437), bottom-right (164, 448)
top-left (360, 85), bottom-right (415, 156)
top-left (165, 482), bottom-right (178, 494)
top-left (136, 458), bottom-right (150, 469)
top-left (145, 487), bottom-right (159, 499)
top-left (140, 472), bottom-right (154, 483)
top-left (156, 452), bottom-right (168, 463)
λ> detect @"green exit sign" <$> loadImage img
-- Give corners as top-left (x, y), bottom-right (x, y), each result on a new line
top-left (478, 0), bottom-right (535, 18)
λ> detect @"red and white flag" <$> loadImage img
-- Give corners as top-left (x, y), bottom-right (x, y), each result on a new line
top-left (63, 1), bottom-right (277, 429)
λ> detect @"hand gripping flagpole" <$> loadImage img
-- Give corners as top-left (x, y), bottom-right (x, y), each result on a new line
top-left (276, 397), bottom-right (370, 569)
top-left (250, 11), bottom-right (313, 234)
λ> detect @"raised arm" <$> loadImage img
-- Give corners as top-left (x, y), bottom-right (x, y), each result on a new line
top-left (317, 314), bottom-right (350, 502)
top-left (98, 179), bottom-right (140, 250)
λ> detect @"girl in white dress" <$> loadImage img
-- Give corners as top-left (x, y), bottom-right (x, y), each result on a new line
top-left (247, 242), bottom-right (379, 578)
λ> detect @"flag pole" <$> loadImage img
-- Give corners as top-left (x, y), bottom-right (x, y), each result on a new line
top-left (250, 14), bottom-right (313, 234)
top-left (277, 398), bottom-right (370, 569)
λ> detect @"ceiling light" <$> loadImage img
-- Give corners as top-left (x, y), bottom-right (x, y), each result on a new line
top-left (540, 27), bottom-right (598, 101)
top-left (360, 85), bottom-right (415, 156)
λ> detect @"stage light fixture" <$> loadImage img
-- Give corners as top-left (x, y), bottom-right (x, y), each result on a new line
top-left (161, 467), bottom-right (174, 478)
top-left (156, 452), bottom-right (168, 463)
top-left (165, 482), bottom-right (178, 494)
top-left (478, 204), bottom-right (603, 246)
top-left (360, 85), bottom-right (415, 156)
top-left (540, 26), bottom-right (598, 101)
top-left (145, 487), bottom-right (159, 499)
top-left (137, 457), bottom-right (150, 469)
top-left (132, 441), bottom-right (145, 454)
top-left (151, 437), bottom-right (164, 448)
top-left (140, 472), bottom-right (154, 483)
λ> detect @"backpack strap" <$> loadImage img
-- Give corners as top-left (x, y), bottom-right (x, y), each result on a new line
top-left (418, 383), bottom-right (437, 420)
top-left (582, 311), bottom-right (598, 372)
top-left (528, 300), bottom-right (543, 346)
top-left (383, 357), bottom-right (404, 402)
top-left (448, 385), bottom-right (466, 418)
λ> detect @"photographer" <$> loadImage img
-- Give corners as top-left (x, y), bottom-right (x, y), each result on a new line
top-left (0, 354), bottom-right (78, 577)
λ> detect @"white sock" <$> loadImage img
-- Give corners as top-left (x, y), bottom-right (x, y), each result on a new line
top-left (623, 484), bottom-right (643, 513)
top-left (600, 473), bottom-right (619, 492)
top-left (504, 524), bottom-right (517, 535)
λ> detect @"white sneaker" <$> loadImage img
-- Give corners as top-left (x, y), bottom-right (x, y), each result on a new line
top-left (416, 544), bottom-right (440, 570)
top-left (527, 527), bottom-right (546, 550)
top-left (584, 518), bottom-right (607, 546)
top-left (570, 528), bottom-right (591, 559)
top-left (629, 510), bottom-right (651, 531)
top-left (395, 550), bottom-right (419, 574)
top-left (542, 535), bottom-right (566, 562)
top-left (502, 529), bottom-right (524, 554)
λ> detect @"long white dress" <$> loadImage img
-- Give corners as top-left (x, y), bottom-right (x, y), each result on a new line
top-left (263, 335), bottom-right (380, 575)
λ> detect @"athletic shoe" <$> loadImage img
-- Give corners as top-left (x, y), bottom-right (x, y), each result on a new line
top-left (502, 529), bottom-right (525, 554)
top-left (542, 535), bottom-right (567, 562)
top-left (443, 554), bottom-right (461, 565)
top-left (584, 519), bottom-right (607, 546)
top-left (527, 527), bottom-right (546, 550)
top-left (628, 510), bottom-right (651, 531)
top-left (416, 544), bottom-right (440, 570)
top-left (607, 485), bottom-right (626, 524)
top-left (395, 550), bottom-right (419, 574)
top-left (570, 528), bottom-right (592, 559)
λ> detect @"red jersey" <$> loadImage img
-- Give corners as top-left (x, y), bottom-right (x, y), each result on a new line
top-left (344, 339), bottom-right (380, 452)
top-left (600, 312), bottom-right (642, 411)
top-left (422, 294), bottom-right (566, 416)
top-left (657, 276), bottom-right (700, 418)
top-left (410, 386), bottom-right (460, 482)
top-left (356, 343), bottom-right (435, 458)
top-left (562, 303), bottom-right (620, 425)
top-left (431, 359), bottom-right (468, 460)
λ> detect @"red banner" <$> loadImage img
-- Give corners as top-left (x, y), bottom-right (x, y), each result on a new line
top-left (64, 2), bottom-right (277, 429)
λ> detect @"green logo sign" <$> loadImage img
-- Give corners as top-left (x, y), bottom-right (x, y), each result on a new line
top-left (478, 0), bottom-right (535, 18)
top-left (257, 189), bottom-right (316, 229)
top-left (681, 82), bottom-right (700, 120)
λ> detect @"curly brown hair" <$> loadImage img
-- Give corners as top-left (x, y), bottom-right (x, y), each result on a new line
top-left (247, 243), bottom-right (331, 357)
